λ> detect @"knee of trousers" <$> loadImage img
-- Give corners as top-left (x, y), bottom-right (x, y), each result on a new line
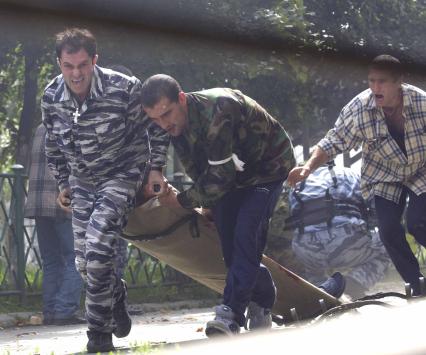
top-left (377, 222), bottom-right (404, 245)
top-left (406, 219), bottom-right (426, 244)
top-left (75, 258), bottom-right (88, 283)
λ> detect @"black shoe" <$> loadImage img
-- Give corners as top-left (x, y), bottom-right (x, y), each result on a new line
top-left (43, 315), bottom-right (54, 325)
top-left (112, 280), bottom-right (132, 338)
top-left (319, 272), bottom-right (346, 299)
top-left (86, 330), bottom-right (115, 353)
top-left (53, 315), bottom-right (86, 326)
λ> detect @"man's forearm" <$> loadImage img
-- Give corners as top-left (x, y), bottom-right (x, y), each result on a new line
top-left (304, 146), bottom-right (330, 173)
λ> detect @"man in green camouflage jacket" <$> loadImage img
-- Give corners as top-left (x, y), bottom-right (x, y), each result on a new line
top-left (141, 74), bottom-right (296, 336)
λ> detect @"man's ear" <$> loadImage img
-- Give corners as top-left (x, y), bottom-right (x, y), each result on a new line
top-left (92, 54), bottom-right (99, 66)
top-left (178, 91), bottom-right (186, 106)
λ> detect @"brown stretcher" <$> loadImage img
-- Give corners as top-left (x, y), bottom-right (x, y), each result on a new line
top-left (122, 198), bottom-right (341, 323)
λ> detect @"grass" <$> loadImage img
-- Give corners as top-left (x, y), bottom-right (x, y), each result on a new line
top-left (0, 294), bottom-right (43, 313)
top-left (0, 281), bottom-right (218, 315)
top-left (128, 282), bottom-right (219, 304)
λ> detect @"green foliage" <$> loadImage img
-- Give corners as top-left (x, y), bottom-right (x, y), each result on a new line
top-left (0, 294), bottom-right (43, 313)
top-left (0, 43), bottom-right (54, 172)
top-left (407, 233), bottom-right (426, 266)
top-left (130, 341), bottom-right (158, 354)
top-left (304, 0), bottom-right (426, 58)
top-left (0, 44), bottom-right (24, 171)
top-left (253, 0), bottom-right (309, 40)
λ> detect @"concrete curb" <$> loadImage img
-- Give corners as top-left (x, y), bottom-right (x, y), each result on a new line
top-left (0, 298), bottom-right (219, 329)
top-left (0, 311), bottom-right (35, 329)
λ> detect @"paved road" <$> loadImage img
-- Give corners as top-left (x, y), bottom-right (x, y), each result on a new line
top-left (0, 269), bottom-right (416, 354)
top-left (2, 295), bottom-right (423, 355)
top-left (0, 306), bottom-right (213, 354)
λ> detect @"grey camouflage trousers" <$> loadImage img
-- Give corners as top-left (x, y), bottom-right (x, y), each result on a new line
top-left (70, 176), bottom-right (137, 333)
top-left (292, 223), bottom-right (390, 292)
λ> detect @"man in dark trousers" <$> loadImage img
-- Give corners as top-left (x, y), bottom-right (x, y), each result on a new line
top-left (25, 124), bottom-right (84, 325)
top-left (141, 74), bottom-right (296, 335)
top-left (288, 55), bottom-right (426, 296)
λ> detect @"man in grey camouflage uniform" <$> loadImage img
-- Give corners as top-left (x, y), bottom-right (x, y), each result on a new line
top-left (140, 74), bottom-right (296, 336)
top-left (42, 28), bottom-right (168, 353)
top-left (267, 166), bottom-right (390, 299)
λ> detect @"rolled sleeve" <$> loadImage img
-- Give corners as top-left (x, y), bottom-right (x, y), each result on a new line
top-left (317, 106), bottom-right (362, 160)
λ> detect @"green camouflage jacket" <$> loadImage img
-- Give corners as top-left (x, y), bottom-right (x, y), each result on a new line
top-left (174, 88), bottom-right (296, 208)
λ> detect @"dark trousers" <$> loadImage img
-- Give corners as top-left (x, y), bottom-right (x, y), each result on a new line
top-left (212, 180), bottom-right (283, 325)
top-left (375, 187), bottom-right (426, 294)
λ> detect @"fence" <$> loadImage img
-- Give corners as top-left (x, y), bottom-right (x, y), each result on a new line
top-left (0, 167), bottom-right (197, 303)
top-left (2, 163), bottom-right (425, 304)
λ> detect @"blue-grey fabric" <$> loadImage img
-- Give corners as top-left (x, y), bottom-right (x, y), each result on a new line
top-left (290, 166), bottom-right (390, 291)
top-left (212, 180), bottom-right (283, 326)
top-left (289, 165), bottom-right (365, 232)
top-left (35, 216), bottom-right (83, 319)
top-left (25, 123), bottom-right (82, 320)
top-left (41, 66), bottom-right (168, 332)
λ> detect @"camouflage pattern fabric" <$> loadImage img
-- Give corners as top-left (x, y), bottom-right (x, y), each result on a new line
top-left (173, 88), bottom-right (296, 208)
top-left (70, 175), bottom-right (138, 333)
top-left (292, 225), bottom-right (390, 292)
top-left (42, 65), bottom-right (169, 191)
top-left (115, 237), bottom-right (129, 280)
top-left (42, 66), bottom-right (168, 332)
top-left (266, 188), bottom-right (306, 276)
top-left (267, 166), bottom-right (391, 297)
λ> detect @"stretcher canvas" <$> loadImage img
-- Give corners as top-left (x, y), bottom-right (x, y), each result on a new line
top-left (123, 198), bottom-right (341, 322)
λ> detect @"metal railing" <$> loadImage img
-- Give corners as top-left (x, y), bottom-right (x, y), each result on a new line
top-left (0, 168), bottom-right (197, 302)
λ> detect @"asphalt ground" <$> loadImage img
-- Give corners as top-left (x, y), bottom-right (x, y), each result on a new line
top-left (0, 268), bottom-right (417, 354)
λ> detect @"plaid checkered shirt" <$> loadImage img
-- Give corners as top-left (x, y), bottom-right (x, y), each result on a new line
top-left (317, 83), bottom-right (426, 203)
top-left (24, 124), bottom-right (70, 219)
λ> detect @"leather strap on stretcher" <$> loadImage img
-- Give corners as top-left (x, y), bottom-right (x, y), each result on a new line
top-left (122, 212), bottom-right (200, 241)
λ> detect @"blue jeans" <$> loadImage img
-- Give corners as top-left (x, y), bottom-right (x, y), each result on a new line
top-left (375, 187), bottom-right (426, 295)
top-left (212, 180), bottom-right (283, 325)
top-left (35, 217), bottom-right (83, 320)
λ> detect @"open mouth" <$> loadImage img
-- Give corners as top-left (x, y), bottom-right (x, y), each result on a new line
top-left (375, 94), bottom-right (384, 100)
top-left (72, 78), bottom-right (84, 85)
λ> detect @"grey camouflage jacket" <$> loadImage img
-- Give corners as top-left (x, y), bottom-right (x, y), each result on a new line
top-left (42, 66), bottom-right (169, 190)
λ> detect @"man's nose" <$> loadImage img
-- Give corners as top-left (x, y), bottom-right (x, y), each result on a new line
top-left (371, 82), bottom-right (380, 92)
top-left (72, 68), bottom-right (81, 77)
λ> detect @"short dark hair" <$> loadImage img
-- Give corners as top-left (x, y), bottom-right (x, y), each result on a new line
top-left (368, 54), bottom-right (403, 78)
top-left (141, 74), bottom-right (182, 108)
top-left (55, 28), bottom-right (97, 59)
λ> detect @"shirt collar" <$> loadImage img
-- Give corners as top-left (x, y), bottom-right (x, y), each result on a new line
top-left (57, 65), bottom-right (104, 103)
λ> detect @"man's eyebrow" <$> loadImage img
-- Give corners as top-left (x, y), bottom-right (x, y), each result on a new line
top-left (62, 59), bottom-right (90, 66)
top-left (159, 107), bottom-right (172, 119)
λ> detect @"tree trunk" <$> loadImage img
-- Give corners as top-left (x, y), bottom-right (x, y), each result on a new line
top-left (15, 43), bottom-right (39, 172)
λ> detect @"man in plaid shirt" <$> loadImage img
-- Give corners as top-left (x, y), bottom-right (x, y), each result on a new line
top-left (288, 54), bottom-right (426, 296)
top-left (25, 124), bottom-right (84, 325)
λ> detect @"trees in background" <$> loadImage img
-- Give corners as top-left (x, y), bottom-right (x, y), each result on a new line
top-left (0, 0), bottom-right (425, 170)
